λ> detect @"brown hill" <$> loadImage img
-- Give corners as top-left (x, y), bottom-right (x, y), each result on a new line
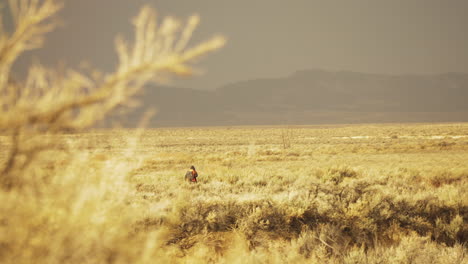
top-left (108, 70), bottom-right (468, 127)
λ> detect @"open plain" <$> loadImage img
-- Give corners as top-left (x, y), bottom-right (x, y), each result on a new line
top-left (0, 123), bottom-right (468, 263)
top-left (1, 123), bottom-right (467, 263)
top-left (2, 0), bottom-right (468, 263)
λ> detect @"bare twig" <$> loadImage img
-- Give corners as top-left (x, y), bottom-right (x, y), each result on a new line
top-left (0, 0), bottom-right (224, 188)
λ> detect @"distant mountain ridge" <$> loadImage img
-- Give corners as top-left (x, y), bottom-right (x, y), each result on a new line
top-left (107, 69), bottom-right (468, 127)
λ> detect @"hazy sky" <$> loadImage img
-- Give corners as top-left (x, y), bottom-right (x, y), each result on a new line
top-left (6, 0), bottom-right (468, 89)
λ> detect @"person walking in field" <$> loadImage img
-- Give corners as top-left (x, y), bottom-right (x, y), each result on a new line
top-left (185, 165), bottom-right (198, 183)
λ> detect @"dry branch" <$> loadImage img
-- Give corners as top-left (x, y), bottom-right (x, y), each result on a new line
top-left (0, 0), bottom-right (225, 186)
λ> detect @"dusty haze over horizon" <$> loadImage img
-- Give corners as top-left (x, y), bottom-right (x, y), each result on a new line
top-left (4, 0), bottom-right (468, 90)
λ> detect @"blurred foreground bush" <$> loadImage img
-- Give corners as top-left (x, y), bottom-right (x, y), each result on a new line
top-left (0, 0), bottom-right (225, 263)
top-left (0, 0), bottom-right (224, 188)
top-left (0, 1), bottom-right (466, 264)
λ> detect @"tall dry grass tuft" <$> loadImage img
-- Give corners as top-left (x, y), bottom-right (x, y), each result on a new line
top-left (0, 0), bottom-right (224, 188)
top-left (0, 0), bottom-right (224, 263)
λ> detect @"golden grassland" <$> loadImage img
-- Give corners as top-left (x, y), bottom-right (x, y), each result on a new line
top-left (2, 1), bottom-right (465, 262)
top-left (0, 123), bottom-right (467, 263)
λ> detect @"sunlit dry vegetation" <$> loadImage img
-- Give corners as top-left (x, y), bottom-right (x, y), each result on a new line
top-left (1, 124), bottom-right (467, 263)
top-left (0, 0), bottom-right (224, 187)
top-left (0, 0), bottom-right (467, 263)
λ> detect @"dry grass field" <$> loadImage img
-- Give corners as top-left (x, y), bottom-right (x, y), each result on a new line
top-left (1, 1), bottom-right (467, 263)
top-left (1, 123), bottom-right (467, 263)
